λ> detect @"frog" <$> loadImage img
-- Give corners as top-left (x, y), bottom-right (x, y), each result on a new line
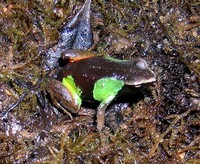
top-left (0, 0), bottom-right (156, 132)
top-left (48, 49), bottom-right (156, 131)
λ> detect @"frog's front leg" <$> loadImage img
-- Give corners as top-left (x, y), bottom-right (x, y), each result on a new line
top-left (96, 95), bottom-right (116, 131)
top-left (93, 78), bottom-right (125, 131)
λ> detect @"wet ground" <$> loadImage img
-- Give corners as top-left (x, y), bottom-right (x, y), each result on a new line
top-left (0, 0), bottom-right (199, 163)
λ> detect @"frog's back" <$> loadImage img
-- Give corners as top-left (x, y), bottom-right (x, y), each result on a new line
top-left (58, 56), bottom-right (156, 100)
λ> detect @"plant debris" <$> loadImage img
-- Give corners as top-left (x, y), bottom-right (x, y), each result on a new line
top-left (0, 0), bottom-right (199, 163)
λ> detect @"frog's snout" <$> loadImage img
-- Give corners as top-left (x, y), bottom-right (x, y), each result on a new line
top-left (134, 59), bottom-right (156, 86)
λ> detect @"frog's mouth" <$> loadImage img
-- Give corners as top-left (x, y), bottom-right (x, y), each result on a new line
top-left (134, 76), bottom-right (156, 87)
top-left (126, 60), bottom-right (157, 87)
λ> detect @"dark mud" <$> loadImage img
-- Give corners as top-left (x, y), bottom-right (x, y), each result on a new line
top-left (0, 1), bottom-right (199, 163)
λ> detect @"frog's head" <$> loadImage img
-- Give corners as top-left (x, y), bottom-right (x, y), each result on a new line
top-left (126, 59), bottom-right (156, 88)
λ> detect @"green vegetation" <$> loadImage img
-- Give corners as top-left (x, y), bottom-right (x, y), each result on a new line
top-left (0, 0), bottom-right (199, 163)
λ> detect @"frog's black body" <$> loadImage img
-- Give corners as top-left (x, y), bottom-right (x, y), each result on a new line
top-left (1, 0), bottom-right (156, 132)
top-left (58, 56), bottom-right (156, 102)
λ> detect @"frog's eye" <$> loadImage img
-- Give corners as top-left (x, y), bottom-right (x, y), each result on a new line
top-left (136, 59), bottom-right (148, 70)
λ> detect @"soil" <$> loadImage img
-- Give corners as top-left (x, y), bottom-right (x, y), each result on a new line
top-left (0, 0), bottom-right (199, 163)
